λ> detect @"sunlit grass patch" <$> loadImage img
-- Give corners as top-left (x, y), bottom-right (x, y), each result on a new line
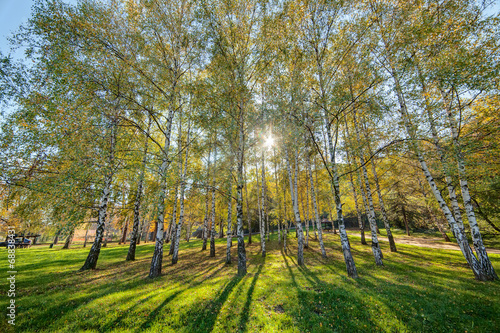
top-left (0, 232), bottom-right (499, 332)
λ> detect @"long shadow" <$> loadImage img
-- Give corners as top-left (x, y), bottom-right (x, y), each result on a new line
top-left (98, 294), bottom-right (155, 332)
top-left (283, 249), bottom-right (384, 332)
top-left (184, 274), bottom-right (243, 333)
top-left (136, 290), bottom-right (185, 332)
top-left (19, 251), bottom-right (227, 332)
top-left (238, 262), bottom-right (264, 331)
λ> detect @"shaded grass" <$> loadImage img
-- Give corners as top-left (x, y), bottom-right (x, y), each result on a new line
top-left (0, 232), bottom-right (499, 332)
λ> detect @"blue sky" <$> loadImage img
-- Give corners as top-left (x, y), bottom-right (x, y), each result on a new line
top-left (0, 0), bottom-right (77, 59)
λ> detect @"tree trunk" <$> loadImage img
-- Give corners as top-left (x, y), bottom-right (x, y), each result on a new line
top-left (236, 110), bottom-right (247, 276)
top-left (120, 218), bottom-right (129, 245)
top-left (352, 111), bottom-right (383, 264)
top-left (300, 183), bottom-right (309, 249)
top-left (210, 145), bottom-right (218, 258)
top-left (102, 221), bottom-right (110, 248)
top-left (260, 149), bottom-right (267, 257)
top-left (419, 71), bottom-right (465, 233)
top-left (80, 119), bottom-right (116, 271)
top-left (386, 58), bottom-right (486, 280)
top-left (349, 166), bottom-right (366, 245)
top-left (126, 117), bottom-right (150, 260)
top-left (202, 147), bottom-right (212, 251)
top-left (443, 89), bottom-right (498, 280)
top-left (52, 229), bottom-right (61, 246)
top-left (358, 117), bottom-right (397, 251)
top-left (169, 181), bottom-right (180, 256)
top-left (152, 221), bottom-right (158, 242)
top-left (323, 114), bottom-right (358, 278)
top-left (169, 120), bottom-right (184, 254)
top-left (307, 153), bottom-right (326, 258)
top-left (306, 180), bottom-right (316, 241)
top-left (83, 223), bottom-right (90, 248)
top-left (285, 146), bottom-right (304, 265)
top-left (417, 177), bottom-right (451, 241)
top-left (62, 227), bottom-right (75, 249)
top-left (401, 205), bottom-right (410, 236)
top-left (369, 157), bottom-right (396, 251)
top-left (143, 220), bottom-right (150, 243)
top-left (226, 170), bottom-right (233, 264)
top-left (283, 169), bottom-right (289, 254)
top-left (149, 107), bottom-right (175, 279)
top-left (172, 125), bottom-right (191, 265)
top-left (244, 165), bottom-right (252, 245)
top-left (274, 148), bottom-right (282, 245)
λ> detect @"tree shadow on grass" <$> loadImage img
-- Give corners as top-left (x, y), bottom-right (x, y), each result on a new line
top-left (282, 251), bottom-right (383, 332)
top-left (238, 262), bottom-right (264, 332)
top-left (182, 274), bottom-right (243, 333)
top-left (18, 250), bottom-right (228, 332)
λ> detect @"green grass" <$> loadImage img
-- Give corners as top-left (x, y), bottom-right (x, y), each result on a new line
top-left (1, 232), bottom-right (499, 332)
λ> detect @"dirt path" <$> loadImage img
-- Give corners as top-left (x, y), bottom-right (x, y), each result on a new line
top-left (346, 232), bottom-right (500, 254)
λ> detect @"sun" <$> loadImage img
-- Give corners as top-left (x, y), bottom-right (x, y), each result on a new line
top-left (264, 136), bottom-right (274, 147)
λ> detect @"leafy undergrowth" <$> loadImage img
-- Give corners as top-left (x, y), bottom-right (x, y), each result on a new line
top-left (1, 232), bottom-right (499, 332)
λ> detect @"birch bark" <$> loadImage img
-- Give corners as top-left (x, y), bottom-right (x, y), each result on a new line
top-left (361, 124), bottom-right (396, 251)
top-left (442, 89), bottom-right (498, 280)
top-left (260, 151), bottom-right (267, 257)
top-left (353, 111), bottom-right (383, 265)
top-left (244, 165), bottom-right (252, 244)
top-left (168, 181), bottom-right (179, 255)
top-left (210, 145), bottom-right (218, 257)
top-left (285, 146), bottom-right (304, 265)
top-left (80, 118), bottom-right (117, 271)
top-left (127, 117), bottom-right (151, 260)
top-left (236, 110), bottom-right (247, 276)
top-left (202, 147), bottom-right (211, 251)
top-left (172, 124), bottom-right (191, 264)
top-left (306, 152), bottom-right (326, 258)
top-left (388, 63), bottom-right (485, 279)
top-left (148, 107), bottom-right (175, 278)
top-left (226, 169), bottom-right (233, 264)
top-left (323, 116), bottom-right (358, 278)
top-left (419, 78), bottom-right (465, 232)
top-left (62, 227), bottom-right (75, 249)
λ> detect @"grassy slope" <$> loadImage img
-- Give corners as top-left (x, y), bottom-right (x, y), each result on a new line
top-left (0, 232), bottom-right (499, 333)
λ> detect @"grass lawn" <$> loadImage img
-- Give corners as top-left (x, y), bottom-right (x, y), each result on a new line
top-left (1, 232), bottom-right (499, 332)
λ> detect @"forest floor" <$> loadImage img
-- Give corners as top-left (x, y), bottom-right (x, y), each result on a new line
top-left (347, 229), bottom-right (500, 254)
top-left (1, 232), bottom-right (499, 333)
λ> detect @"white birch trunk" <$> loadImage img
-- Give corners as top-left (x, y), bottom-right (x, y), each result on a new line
top-left (127, 117), bottom-right (150, 260)
top-left (83, 223), bottom-right (90, 248)
top-left (244, 165), bottom-right (252, 245)
top-left (226, 171), bottom-right (233, 264)
top-left (236, 110), bottom-right (247, 276)
top-left (353, 111), bottom-right (383, 265)
top-left (261, 150), bottom-right (267, 256)
top-left (149, 107), bottom-right (175, 278)
top-left (443, 90), bottom-right (498, 280)
top-left (324, 116), bottom-right (358, 278)
top-left (418, 74), bottom-right (465, 232)
top-left (307, 152), bottom-right (326, 258)
top-left (274, 148), bottom-right (282, 245)
top-left (168, 182), bottom-right (179, 255)
top-left (202, 148), bottom-right (211, 251)
top-left (285, 146), bottom-right (304, 265)
top-left (80, 119), bottom-right (116, 271)
top-left (387, 64), bottom-right (485, 279)
top-left (172, 125), bottom-right (191, 264)
top-left (209, 145), bottom-right (218, 257)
